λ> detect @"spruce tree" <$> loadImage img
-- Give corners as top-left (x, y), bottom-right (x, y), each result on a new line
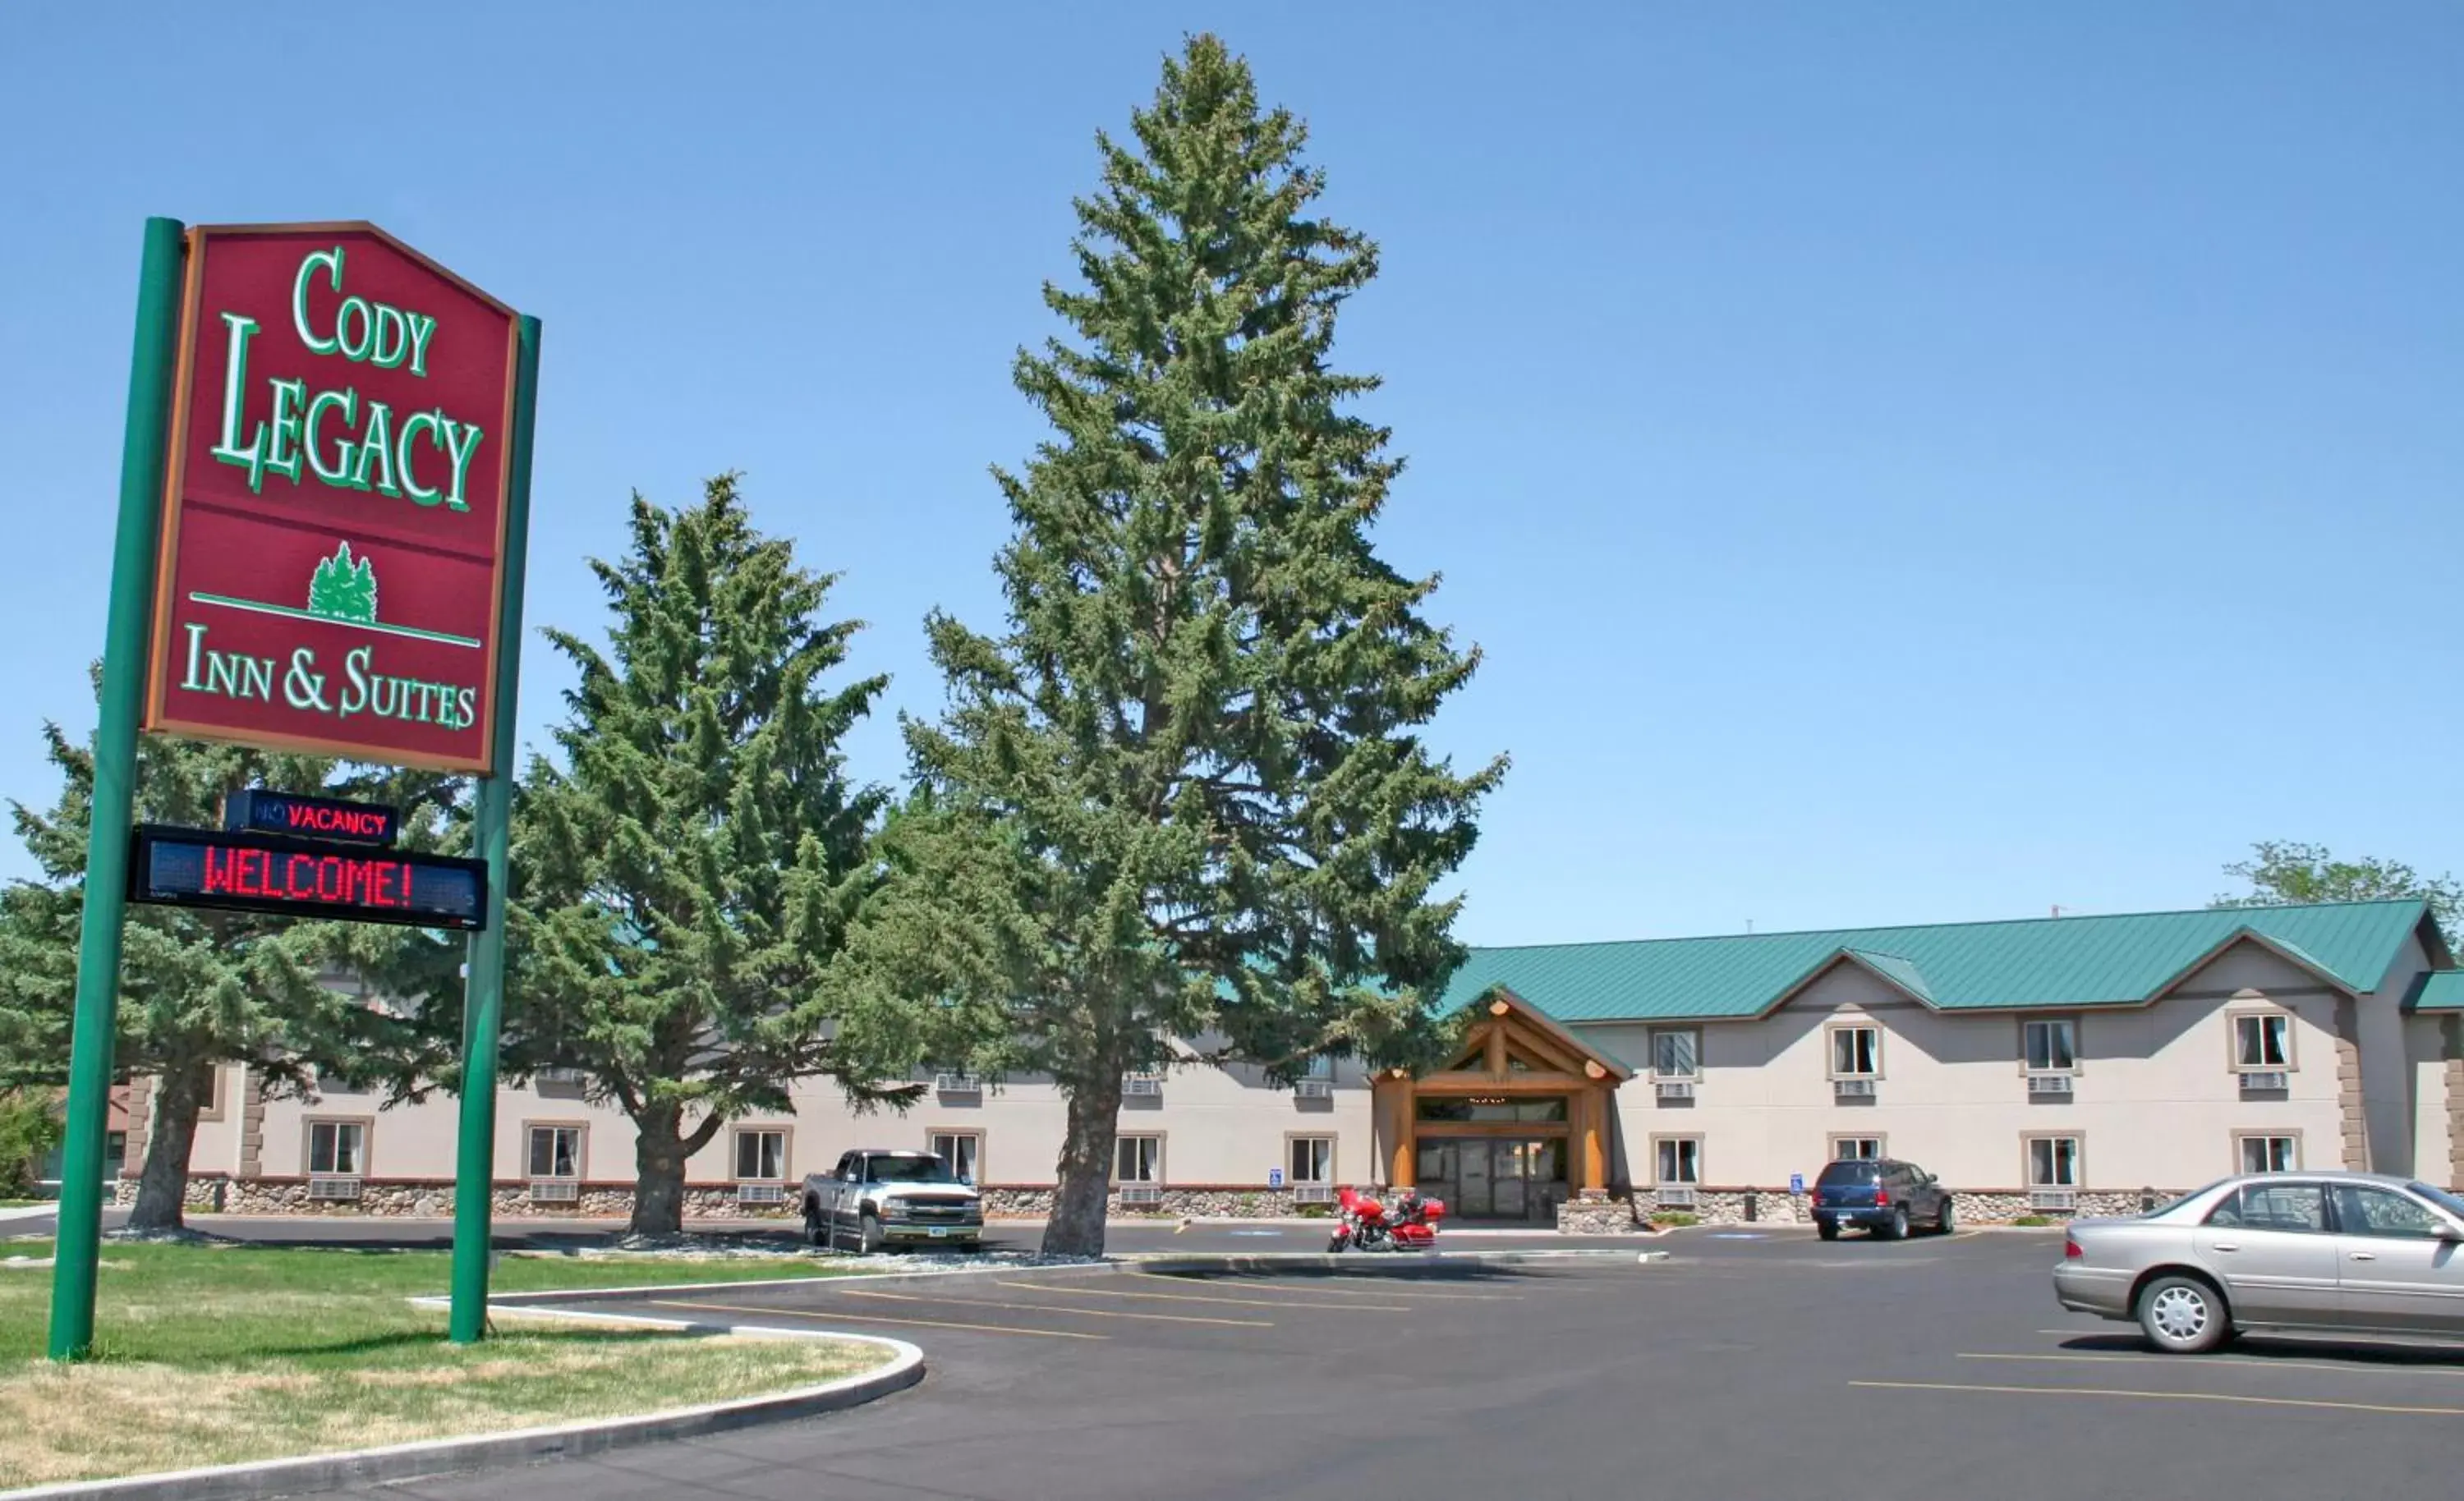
top-left (0, 693), bottom-right (452, 1232)
top-left (511, 475), bottom-right (891, 1237)
top-left (883, 35), bottom-right (1505, 1256)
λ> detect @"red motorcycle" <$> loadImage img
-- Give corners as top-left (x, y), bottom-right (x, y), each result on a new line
top-left (1328, 1185), bottom-right (1445, 1252)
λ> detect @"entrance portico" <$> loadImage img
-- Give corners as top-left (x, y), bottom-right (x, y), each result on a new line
top-left (1371, 987), bottom-right (1631, 1222)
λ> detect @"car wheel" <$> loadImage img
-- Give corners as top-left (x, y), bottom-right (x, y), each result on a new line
top-left (802, 1206), bottom-right (828, 1248)
top-left (860, 1213), bottom-right (886, 1255)
top-left (1883, 1207), bottom-right (1909, 1241)
top-left (1816, 1221), bottom-right (1839, 1242)
top-left (2137, 1274), bottom-right (2229, 1354)
top-left (1935, 1200), bottom-right (1956, 1236)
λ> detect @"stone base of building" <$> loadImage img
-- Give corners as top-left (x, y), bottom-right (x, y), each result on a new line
top-left (1553, 1187), bottom-right (2163, 1231)
top-left (109, 1176), bottom-right (2163, 1228)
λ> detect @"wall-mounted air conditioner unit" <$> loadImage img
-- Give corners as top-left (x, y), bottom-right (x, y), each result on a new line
top-left (1294, 1078), bottom-right (1334, 1099)
top-left (1834, 1077), bottom-right (1877, 1098)
top-left (307, 1176), bottom-right (361, 1202)
top-left (2026, 1074), bottom-right (2074, 1096)
top-left (536, 1067), bottom-right (587, 1086)
top-left (1292, 1183), bottom-right (1335, 1205)
top-left (2239, 1071), bottom-right (2290, 1092)
top-left (2029, 1189), bottom-right (2077, 1212)
top-left (1655, 1185), bottom-right (1699, 1209)
top-left (1122, 1073), bottom-right (1165, 1098)
top-left (530, 1180), bottom-right (581, 1204)
top-left (735, 1182), bottom-right (787, 1205)
top-left (1118, 1183), bottom-right (1164, 1205)
top-left (934, 1072), bottom-right (982, 1096)
top-left (1656, 1078), bottom-right (1696, 1101)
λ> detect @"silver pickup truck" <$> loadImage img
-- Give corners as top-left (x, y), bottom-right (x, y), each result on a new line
top-left (799, 1148), bottom-right (986, 1254)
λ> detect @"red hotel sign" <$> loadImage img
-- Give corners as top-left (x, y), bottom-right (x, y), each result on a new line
top-left (144, 223), bottom-right (518, 773)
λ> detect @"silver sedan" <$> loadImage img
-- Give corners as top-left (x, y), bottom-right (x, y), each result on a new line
top-left (2053, 1170), bottom-right (2464, 1353)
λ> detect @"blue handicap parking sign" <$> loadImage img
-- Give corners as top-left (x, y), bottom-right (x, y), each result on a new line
top-left (1268, 1167), bottom-right (1285, 1189)
top-left (1789, 1173), bottom-right (1805, 1194)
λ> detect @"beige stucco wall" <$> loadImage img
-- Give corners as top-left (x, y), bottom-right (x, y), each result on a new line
top-left (1580, 939), bottom-right (2369, 1192)
top-left (238, 1054), bottom-right (1373, 1191)
top-left (2404, 1012), bottom-right (2453, 1190)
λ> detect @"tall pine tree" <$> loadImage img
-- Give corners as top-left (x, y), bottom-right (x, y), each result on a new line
top-left (882, 35), bottom-right (1505, 1256)
top-left (0, 686), bottom-right (453, 1232)
top-left (511, 475), bottom-right (892, 1237)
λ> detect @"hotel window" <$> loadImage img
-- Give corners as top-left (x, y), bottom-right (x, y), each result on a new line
top-left (1302, 1054), bottom-right (1334, 1081)
top-left (2237, 1134), bottom-right (2298, 1174)
top-left (1829, 1025), bottom-right (1882, 1078)
top-left (1654, 1137), bottom-right (1703, 1186)
top-left (2027, 1136), bottom-right (2081, 1190)
top-left (733, 1127), bottom-right (788, 1182)
top-left (2233, 1013), bottom-right (2292, 1071)
top-left (1289, 1136), bottom-right (1335, 1186)
top-left (1651, 1029), bottom-right (1699, 1080)
top-left (1115, 1134), bottom-right (1162, 1185)
top-left (527, 1125), bottom-right (582, 1180)
top-left (2021, 1018), bottom-right (2077, 1073)
top-left (931, 1131), bottom-right (982, 1183)
top-left (1831, 1136), bottom-right (1882, 1162)
top-left (307, 1121), bottom-right (365, 1176)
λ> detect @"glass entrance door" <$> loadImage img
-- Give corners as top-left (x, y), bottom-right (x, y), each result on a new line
top-left (1420, 1139), bottom-right (1565, 1222)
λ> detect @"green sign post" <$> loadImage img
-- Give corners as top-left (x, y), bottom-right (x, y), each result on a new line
top-left (449, 314), bottom-right (540, 1344)
top-left (48, 219), bottom-right (540, 1359)
top-left (48, 218), bottom-right (186, 1361)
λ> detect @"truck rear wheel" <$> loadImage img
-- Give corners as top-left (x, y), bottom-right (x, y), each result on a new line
top-left (861, 1213), bottom-right (885, 1255)
top-left (802, 1205), bottom-right (828, 1249)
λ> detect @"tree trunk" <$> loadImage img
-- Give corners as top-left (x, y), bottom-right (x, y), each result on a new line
top-left (1043, 1067), bottom-right (1125, 1258)
top-left (127, 1059), bottom-right (212, 1233)
top-left (627, 1104), bottom-right (725, 1238)
top-left (629, 1101), bottom-right (688, 1237)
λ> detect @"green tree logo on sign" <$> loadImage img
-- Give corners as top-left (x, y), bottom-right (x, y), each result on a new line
top-left (306, 542), bottom-right (378, 625)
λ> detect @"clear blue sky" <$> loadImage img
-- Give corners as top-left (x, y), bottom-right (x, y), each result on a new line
top-left (3, 4), bottom-right (2458, 945)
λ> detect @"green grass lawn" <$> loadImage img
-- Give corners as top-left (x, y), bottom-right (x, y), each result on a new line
top-left (0, 1239), bottom-right (888, 1488)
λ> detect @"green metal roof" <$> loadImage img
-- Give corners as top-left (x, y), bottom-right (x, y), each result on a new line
top-left (2408, 971), bottom-right (2464, 1013)
top-left (1439, 899), bottom-right (2438, 1024)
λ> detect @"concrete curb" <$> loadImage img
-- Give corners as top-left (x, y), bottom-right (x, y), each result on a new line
top-left (1126, 1248), bottom-right (1666, 1274)
top-left (0, 1316), bottom-right (923, 1501)
top-left (487, 1246), bottom-right (1662, 1308)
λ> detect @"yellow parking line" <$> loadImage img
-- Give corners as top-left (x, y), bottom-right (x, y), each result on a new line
top-left (1133, 1272), bottom-right (1518, 1301)
top-left (646, 1297), bottom-right (1105, 1341)
top-left (839, 1287), bottom-right (1271, 1329)
top-left (1970, 1351), bottom-right (2464, 1380)
top-left (1003, 1279), bottom-right (1409, 1312)
top-left (1850, 1379), bottom-right (2464, 1417)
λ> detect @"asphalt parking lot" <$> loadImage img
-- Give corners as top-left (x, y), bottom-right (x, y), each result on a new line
top-left (302, 1228), bottom-right (2464, 1501)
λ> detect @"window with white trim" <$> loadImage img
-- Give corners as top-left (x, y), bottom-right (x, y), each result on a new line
top-left (931, 1131), bottom-right (981, 1183)
top-left (1829, 1025), bottom-right (1881, 1078)
top-left (1655, 1137), bottom-right (1703, 1186)
top-left (733, 1128), bottom-right (788, 1182)
top-left (2027, 1136), bottom-right (2080, 1189)
top-left (527, 1125), bottom-right (582, 1180)
top-left (2237, 1134), bottom-right (2297, 1174)
top-left (2022, 1018), bottom-right (2077, 1073)
top-left (1651, 1029), bottom-right (1699, 1079)
top-left (2234, 1013), bottom-right (2292, 1070)
top-left (1831, 1136), bottom-right (1882, 1161)
top-left (307, 1121), bottom-right (365, 1175)
top-left (1288, 1136), bottom-right (1334, 1185)
top-left (1115, 1134), bottom-right (1162, 1185)
top-left (1302, 1054), bottom-right (1334, 1081)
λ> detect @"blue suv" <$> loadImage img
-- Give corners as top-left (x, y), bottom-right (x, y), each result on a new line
top-left (1811, 1157), bottom-right (1954, 1241)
